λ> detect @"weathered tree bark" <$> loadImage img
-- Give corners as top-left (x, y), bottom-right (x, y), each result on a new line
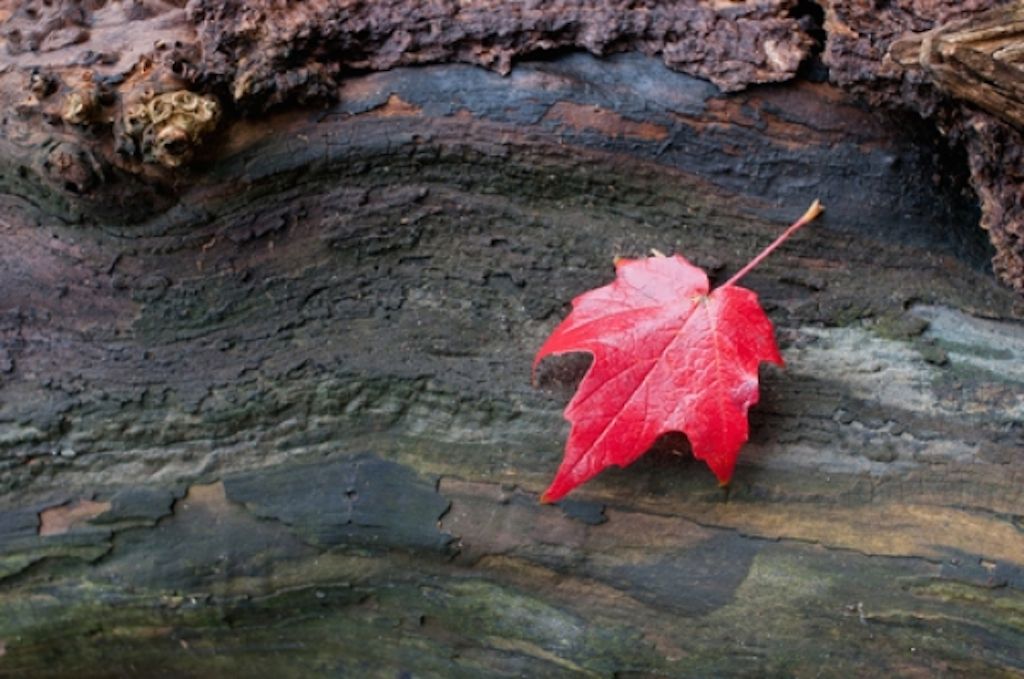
top-left (1, 2), bottom-right (1023, 677)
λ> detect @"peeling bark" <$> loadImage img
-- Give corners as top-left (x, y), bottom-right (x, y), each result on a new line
top-left (818, 0), bottom-right (1024, 293)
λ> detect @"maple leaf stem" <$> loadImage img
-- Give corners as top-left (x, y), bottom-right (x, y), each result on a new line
top-left (721, 200), bottom-right (824, 289)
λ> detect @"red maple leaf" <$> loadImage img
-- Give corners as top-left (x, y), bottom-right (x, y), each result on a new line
top-left (534, 201), bottom-right (823, 502)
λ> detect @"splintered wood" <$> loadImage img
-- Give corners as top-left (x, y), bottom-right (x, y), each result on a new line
top-left (892, 5), bottom-right (1024, 131)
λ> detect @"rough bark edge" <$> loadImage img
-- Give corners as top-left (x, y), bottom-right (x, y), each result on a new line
top-left (3, 0), bottom-right (1024, 291)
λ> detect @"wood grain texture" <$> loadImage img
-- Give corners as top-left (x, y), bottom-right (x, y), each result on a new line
top-left (0, 52), bottom-right (1022, 677)
top-left (890, 4), bottom-right (1024, 131)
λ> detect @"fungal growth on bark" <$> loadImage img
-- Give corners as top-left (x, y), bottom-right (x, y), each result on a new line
top-left (117, 89), bottom-right (221, 168)
top-left (61, 87), bottom-right (100, 126)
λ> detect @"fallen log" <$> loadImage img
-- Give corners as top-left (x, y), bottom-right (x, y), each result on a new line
top-left (0, 2), bottom-right (1022, 677)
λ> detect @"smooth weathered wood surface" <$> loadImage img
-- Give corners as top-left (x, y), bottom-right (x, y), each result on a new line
top-left (1, 48), bottom-right (1023, 677)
